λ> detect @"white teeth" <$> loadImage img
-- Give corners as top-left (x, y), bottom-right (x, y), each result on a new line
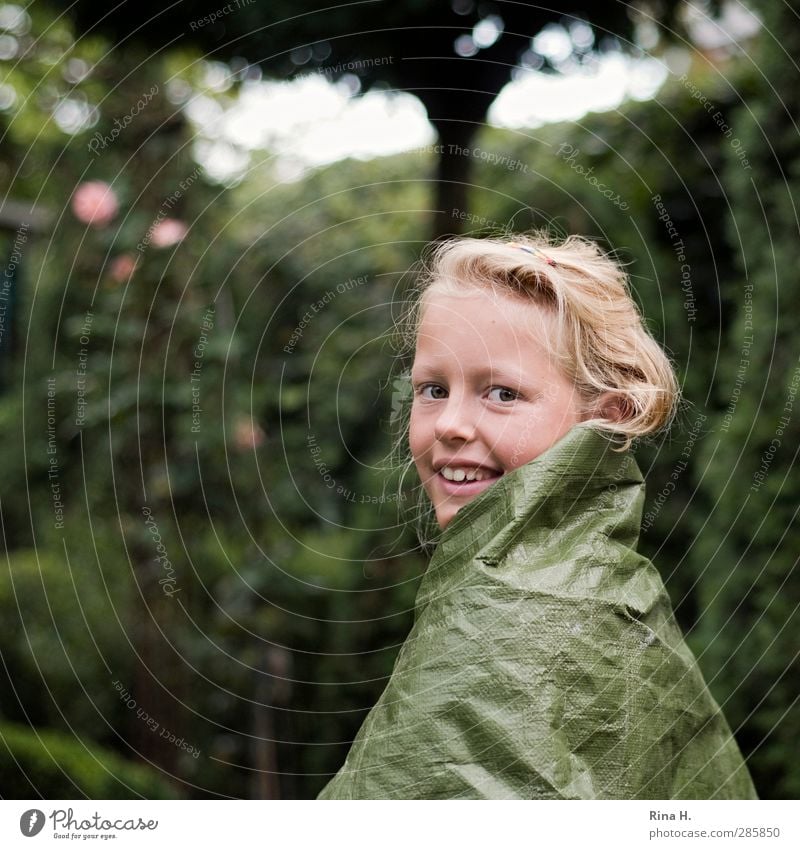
top-left (441, 466), bottom-right (493, 482)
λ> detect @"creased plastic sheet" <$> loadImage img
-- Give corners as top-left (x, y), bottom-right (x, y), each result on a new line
top-left (318, 423), bottom-right (757, 800)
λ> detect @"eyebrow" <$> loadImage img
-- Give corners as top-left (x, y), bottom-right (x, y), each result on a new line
top-left (411, 363), bottom-right (530, 386)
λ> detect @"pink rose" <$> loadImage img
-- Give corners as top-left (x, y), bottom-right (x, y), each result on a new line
top-left (233, 418), bottom-right (266, 451)
top-left (109, 253), bottom-right (137, 282)
top-left (150, 218), bottom-right (188, 248)
top-left (71, 181), bottom-right (119, 227)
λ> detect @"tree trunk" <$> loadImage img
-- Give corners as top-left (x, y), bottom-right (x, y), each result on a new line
top-left (429, 120), bottom-right (481, 241)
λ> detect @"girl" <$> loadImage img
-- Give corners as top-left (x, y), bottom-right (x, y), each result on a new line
top-left (318, 233), bottom-right (757, 800)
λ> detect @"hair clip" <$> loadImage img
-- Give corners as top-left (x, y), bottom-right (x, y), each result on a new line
top-left (508, 241), bottom-right (557, 267)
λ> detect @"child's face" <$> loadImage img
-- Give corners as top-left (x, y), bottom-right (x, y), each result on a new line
top-left (409, 288), bottom-right (586, 530)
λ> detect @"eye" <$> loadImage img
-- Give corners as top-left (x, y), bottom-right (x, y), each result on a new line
top-left (488, 386), bottom-right (519, 403)
top-left (416, 383), bottom-right (447, 400)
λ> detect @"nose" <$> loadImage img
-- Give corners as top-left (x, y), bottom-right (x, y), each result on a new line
top-left (434, 393), bottom-right (477, 443)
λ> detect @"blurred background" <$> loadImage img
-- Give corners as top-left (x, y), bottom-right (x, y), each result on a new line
top-left (0, 0), bottom-right (797, 799)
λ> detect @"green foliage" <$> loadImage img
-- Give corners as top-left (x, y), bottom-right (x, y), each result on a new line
top-left (0, 722), bottom-right (178, 798)
top-left (688, 0), bottom-right (800, 800)
top-left (0, 546), bottom-right (132, 737)
top-left (2, 5), bottom-right (429, 798)
top-left (1, 1), bottom-right (796, 801)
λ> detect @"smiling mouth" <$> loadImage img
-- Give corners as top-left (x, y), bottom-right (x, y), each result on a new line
top-left (436, 469), bottom-right (504, 492)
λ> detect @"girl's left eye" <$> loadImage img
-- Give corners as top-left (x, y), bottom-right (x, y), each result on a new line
top-left (488, 386), bottom-right (519, 403)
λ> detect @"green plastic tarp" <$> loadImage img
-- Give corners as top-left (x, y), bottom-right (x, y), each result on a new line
top-left (318, 422), bottom-right (757, 799)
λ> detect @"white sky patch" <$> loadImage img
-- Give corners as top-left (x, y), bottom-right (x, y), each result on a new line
top-left (187, 52), bottom-right (672, 183)
top-left (685, 0), bottom-right (761, 50)
top-left (490, 53), bottom-right (669, 127)
top-left (191, 73), bottom-right (432, 182)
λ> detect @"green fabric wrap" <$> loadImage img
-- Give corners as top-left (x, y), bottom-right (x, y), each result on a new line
top-left (318, 423), bottom-right (757, 799)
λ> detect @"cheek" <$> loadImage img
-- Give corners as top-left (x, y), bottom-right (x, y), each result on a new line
top-left (408, 406), bottom-right (427, 460)
top-left (492, 406), bottom-right (566, 466)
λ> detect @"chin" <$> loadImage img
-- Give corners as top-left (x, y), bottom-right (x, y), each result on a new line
top-left (434, 506), bottom-right (456, 530)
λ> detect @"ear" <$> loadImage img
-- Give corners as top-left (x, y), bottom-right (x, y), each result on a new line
top-left (589, 392), bottom-right (629, 423)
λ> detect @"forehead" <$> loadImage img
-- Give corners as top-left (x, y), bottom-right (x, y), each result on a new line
top-left (417, 287), bottom-right (554, 341)
top-left (413, 288), bottom-right (562, 375)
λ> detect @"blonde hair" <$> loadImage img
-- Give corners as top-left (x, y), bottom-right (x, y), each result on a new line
top-left (385, 230), bottom-right (681, 545)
